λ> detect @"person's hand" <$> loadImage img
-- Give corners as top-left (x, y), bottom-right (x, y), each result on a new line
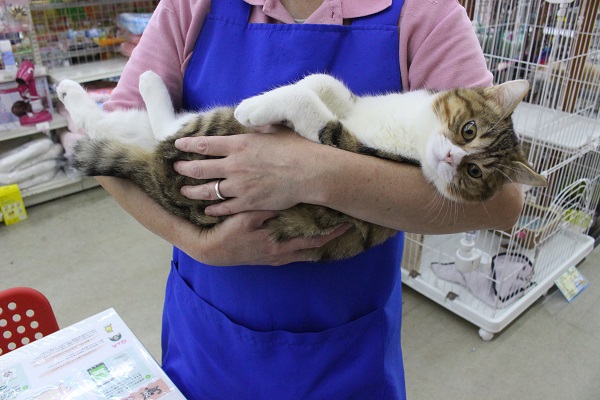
top-left (181, 210), bottom-right (350, 266)
top-left (174, 128), bottom-right (323, 216)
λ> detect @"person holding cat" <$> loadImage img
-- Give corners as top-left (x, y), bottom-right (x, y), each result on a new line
top-left (99, 0), bottom-right (525, 398)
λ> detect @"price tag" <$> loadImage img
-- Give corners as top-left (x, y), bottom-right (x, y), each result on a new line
top-left (555, 266), bottom-right (588, 302)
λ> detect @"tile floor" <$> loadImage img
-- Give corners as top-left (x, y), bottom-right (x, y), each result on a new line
top-left (2, 187), bottom-right (599, 399)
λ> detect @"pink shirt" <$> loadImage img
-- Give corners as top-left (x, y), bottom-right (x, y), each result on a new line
top-left (105, 0), bottom-right (493, 111)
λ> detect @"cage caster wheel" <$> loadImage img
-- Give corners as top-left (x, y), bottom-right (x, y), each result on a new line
top-left (478, 328), bottom-right (494, 341)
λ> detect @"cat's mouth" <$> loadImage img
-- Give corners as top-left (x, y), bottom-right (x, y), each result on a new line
top-left (434, 162), bottom-right (455, 185)
top-left (426, 137), bottom-right (466, 170)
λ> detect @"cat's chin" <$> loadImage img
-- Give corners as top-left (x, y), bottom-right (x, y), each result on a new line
top-left (421, 166), bottom-right (463, 203)
top-left (435, 181), bottom-right (463, 203)
top-left (422, 159), bottom-right (449, 185)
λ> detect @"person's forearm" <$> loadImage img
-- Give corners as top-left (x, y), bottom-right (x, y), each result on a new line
top-left (95, 176), bottom-right (347, 266)
top-left (95, 176), bottom-right (202, 252)
top-left (175, 132), bottom-right (523, 233)
top-left (305, 145), bottom-right (523, 234)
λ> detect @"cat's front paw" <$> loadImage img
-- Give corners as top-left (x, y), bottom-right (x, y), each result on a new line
top-left (234, 89), bottom-right (291, 127)
top-left (234, 96), bottom-right (273, 127)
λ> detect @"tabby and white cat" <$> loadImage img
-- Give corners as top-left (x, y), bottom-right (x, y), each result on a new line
top-left (57, 71), bottom-right (546, 261)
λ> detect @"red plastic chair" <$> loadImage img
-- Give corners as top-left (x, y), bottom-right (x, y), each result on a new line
top-left (0, 287), bottom-right (59, 356)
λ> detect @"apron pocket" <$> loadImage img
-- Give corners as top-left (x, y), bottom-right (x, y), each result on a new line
top-left (163, 262), bottom-right (386, 400)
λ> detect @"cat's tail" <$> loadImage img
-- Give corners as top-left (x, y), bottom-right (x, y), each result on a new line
top-left (71, 137), bottom-right (155, 186)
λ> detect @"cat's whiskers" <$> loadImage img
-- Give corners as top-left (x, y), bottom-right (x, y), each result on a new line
top-left (487, 118), bottom-right (503, 137)
top-left (452, 194), bottom-right (465, 227)
top-left (447, 186), bottom-right (463, 227)
top-left (479, 200), bottom-right (491, 219)
top-left (447, 197), bottom-right (462, 227)
top-left (423, 191), bottom-right (443, 223)
top-left (486, 105), bottom-right (514, 140)
top-left (497, 168), bottom-right (516, 185)
top-left (421, 78), bottom-right (435, 92)
top-left (430, 192), bottom-right (453, 227)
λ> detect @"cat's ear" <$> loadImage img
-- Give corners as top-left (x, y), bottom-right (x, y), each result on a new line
top-left (486, 80), bottom-right (530, 114)
top-left (510, 161), bottom-right (547, 187)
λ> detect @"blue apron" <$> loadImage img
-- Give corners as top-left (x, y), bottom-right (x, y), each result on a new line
top-left (163, 1), bottom-right (406, 398)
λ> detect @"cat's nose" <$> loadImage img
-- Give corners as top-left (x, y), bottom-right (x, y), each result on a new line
top-left (443, 148), bottom-right (466, 166)
top-left (443, 151), bottom-right (454, 165)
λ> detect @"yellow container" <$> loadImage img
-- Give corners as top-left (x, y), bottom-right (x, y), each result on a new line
top-left (0, 184), bottom-right (27, 225)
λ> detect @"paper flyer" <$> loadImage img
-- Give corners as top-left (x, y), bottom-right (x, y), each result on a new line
top-left (0, 309), bottom-right (185, 400)
top-left (555, 266), bottom-right (588, 302)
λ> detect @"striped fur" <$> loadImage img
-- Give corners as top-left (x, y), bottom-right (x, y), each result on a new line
top-left (63, 72), bottom-right (545, 261)
top-left (431, 87), bottom-right (541, 202)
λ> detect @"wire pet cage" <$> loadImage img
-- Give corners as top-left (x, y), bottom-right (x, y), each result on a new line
top-left (402, 0), bottom-right (600, 340)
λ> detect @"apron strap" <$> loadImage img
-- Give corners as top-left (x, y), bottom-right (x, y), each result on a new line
top-left (352, 0), bottom-right (404, 26)
top-left (209, 0), bottom-right (404, 27)
top-left (209, 0), bottom-right (252, 22)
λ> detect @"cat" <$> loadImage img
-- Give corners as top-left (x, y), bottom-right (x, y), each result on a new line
top-left (56, 71), bottom-right (547, 261)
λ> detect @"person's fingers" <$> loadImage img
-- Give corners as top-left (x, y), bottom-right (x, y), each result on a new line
top-left (204, 198), bottom-right (241, 216)
top-left (241, 210), bottom-right (280, 228)
top-left (275, 223), bottom-right (352, 253)
top-left (263, 224), bottom-right (352, 265)
top-left (173, 158), bottom-right (226, 179)
top-left (180, 181), bottom-right (226, 201)
top-left (202, 211), bottom-right (352, 266)
top-left (174, 136), bottom-right (236, 156)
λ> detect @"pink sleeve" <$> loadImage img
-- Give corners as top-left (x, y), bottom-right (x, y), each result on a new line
top-left (106, 0), bottom-right (490, 110)
top-left (103, 0), bottom-right (210, 111)
top-left (399, 0), bottom-right (493, 91)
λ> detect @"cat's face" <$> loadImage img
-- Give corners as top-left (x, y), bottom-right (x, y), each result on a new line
top-left (423, 80), bottom-right (547, 203)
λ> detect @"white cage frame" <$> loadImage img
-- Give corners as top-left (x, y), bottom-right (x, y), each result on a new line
top-left (402, 0), bottom-right (600, 340)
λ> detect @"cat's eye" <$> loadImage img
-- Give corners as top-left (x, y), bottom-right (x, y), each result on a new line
top-left (461, 120), bottom-right (477, 141)
top-left (467, 163), bottom-right (482, 179)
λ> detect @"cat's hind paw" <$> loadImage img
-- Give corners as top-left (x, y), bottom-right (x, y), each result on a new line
top-left (138, 70), bottom-right (165, 99)
top-left (56, 79), bottom-right (87, 105)
top-left (56, 79), bottom-right (101, 136)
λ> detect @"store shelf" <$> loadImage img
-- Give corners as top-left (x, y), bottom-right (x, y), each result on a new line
top-left (30, 0), bottom-right (142, 10)
top-left (514, 102), bottom-right (600, 152)
top-left (1, 56), bottom-right (128, 209)
top-left (48, 57), bottom-right (127, 84)
top-left (0, 114), bottom-right (67, 142)
top-left (0, 0), bottom-right (150, 213)
top-left (0, 66), bottom-right (49, 84)
top-left (21, 171), bottom-right (99, 207)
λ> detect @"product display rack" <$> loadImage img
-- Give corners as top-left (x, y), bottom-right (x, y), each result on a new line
top-left (48, 57), bottom-right (127, 84)
top-left (25, 59), bottom-right (134, 206)
top-left (0, 0), bottom-right (157, 209)
top-left (0, 60), bottom-right (126, 206)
